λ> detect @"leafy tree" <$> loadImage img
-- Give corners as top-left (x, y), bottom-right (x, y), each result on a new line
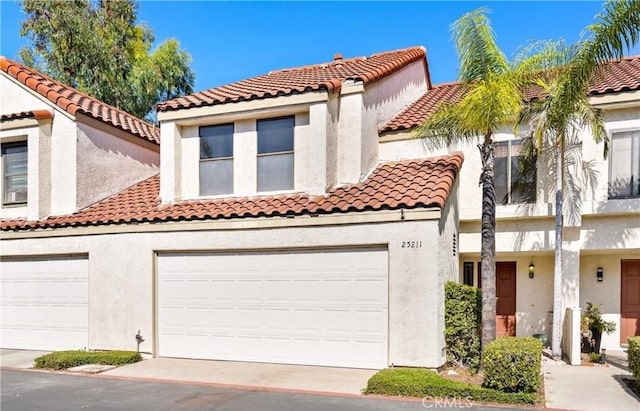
top-left (415, 8), bottom-right (542, 355)
top-left (517, 0), bottom-right (640, 359)
top-left (18, 0), bottom-right (194, 120)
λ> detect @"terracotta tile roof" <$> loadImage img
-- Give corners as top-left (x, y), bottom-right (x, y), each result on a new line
top-left (157, 47), bottom-right (427, 112)
top-left (590, 55), bottom-right (640, 94)
top-left (0, 109), bottom-right (53, 122)
top-left (0, 153), bottom-right (463, 231)
top-left (0, 57), bottom-right (159, 145)
top-left (380, 56), bottom-right (640, 133)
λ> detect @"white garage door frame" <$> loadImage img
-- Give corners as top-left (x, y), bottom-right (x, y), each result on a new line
top-left (154, 246), bottom-right (389, 369)
top-left (0, 253), bottom-right (89, 351)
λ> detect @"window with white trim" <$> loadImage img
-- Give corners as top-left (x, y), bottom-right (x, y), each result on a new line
top-left (495, 140), bottom-right (536, 204)
top-left (257, 116), bottom-right (294, 192)
top-left (609, 130), bottom-right (640, 199)
top-left (199, 123), bottom-right (234, 195)
top-left (2, 141), bottom-right (28, 206)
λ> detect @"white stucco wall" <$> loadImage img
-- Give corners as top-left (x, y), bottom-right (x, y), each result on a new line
top-left (336, 92), bottom-right (364, 185)
top-left (363, 60), bottom-right (428, 128)
top-left (1, 74), bottom-right (52, 113)
top-left (2, 214), bottom-right (450, 368)
top-left (76, 123), bottom-right (159, 209)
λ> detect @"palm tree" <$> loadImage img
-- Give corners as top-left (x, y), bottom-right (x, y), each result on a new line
top-left (415, 8), bottom-right (539, 354)
top-left (517, 0), bottom-right (640, 359)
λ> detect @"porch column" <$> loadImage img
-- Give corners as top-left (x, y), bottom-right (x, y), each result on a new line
top-left (561, 227), bottom-right (581, 360)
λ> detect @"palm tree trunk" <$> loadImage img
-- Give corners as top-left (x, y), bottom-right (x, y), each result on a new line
top-left (479, 138), bottom-right (497, 356)
top-left (551, 137), bottom-right (565, 360)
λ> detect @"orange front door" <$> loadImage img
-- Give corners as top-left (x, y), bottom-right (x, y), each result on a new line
top-left (496, 262), bottom-right (517, 337)
top-left (621, 260), bottom-right (640, 344)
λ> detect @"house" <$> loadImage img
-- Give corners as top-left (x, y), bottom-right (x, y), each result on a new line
top-left (2, 46), bottom-right (637, 369)
top-left (0, 48), bottom-right (462, 369)
top-left (378, 56), bottom-right (640, 362)
top-left (0, 56), bottom-right (160, 353)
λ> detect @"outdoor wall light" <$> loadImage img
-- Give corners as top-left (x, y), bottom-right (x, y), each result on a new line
top-left (597, 267), bottom-right (604, 282)
top-left (528, 262), bottom-right (535, 279)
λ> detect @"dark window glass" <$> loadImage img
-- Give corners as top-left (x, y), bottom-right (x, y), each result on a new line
top-left (257, 116), bottom-right (294, 192)
top-left (494, 141), bottom-right (536, 204)
top-left (200, 124), bottom-right (234, 159)
top-left (609, 130), bottom-right (640, 199)
top-left (257, 116), bottom-right (294, 154)
top-left (463, 262), bottom-right (474, 286)
top-left (477, 262), bottom-right (482, 289)
top-left (2, 142), bottom-right (28, 205)
top-left (199, 124), bottom-right (234, 195)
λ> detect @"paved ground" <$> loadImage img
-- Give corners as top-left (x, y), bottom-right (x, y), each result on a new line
top-left (1, 370), bottom-right (514, 411)
top-left (0, 349), bottom-right (49, 369)
top-left (103, 357), bottom-right (377, 395)
top-left (543, 350), bottom-right (639, 411)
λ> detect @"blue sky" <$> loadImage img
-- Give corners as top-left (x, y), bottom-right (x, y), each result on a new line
top-left (2, 1), bottom-right (639, 93)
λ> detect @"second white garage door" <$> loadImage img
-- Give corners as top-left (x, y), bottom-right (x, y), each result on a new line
top-left (157, 248), bottom-right (388, 369)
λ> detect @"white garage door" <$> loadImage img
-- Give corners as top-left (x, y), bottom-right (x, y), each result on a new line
top-left (157, 248), bottom-right (388, 369)
top-left (0, 256), bottom-right (89, 351)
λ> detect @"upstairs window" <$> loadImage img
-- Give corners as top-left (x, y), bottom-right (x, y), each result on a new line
top-left (200, 124), bottom-right (234, 196)
top-left (495, 140), bottom-right (536, 205)
top-left (257, 116), bottom-right (294, 192)
top-left (2, 142), bottom-right (28, 206)
top-left (609, 130), bottom-right (640, 199)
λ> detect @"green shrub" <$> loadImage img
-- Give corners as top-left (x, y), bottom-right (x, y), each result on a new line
top-left (364, 368), bottom-right (537, 404)
top-left (629, 336), bottom-right (640, 382)
top-left (34, 350), bottom-right (142, 370)
top-left (482, 337), bottom-right (542, 393)
top-left (444, 281), bottom-right (481, 371)
top-left (588, 352), bottom-right (602, 363)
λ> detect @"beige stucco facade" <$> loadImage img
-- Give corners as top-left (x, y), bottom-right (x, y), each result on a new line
top-left (0, 73), bottom-right (160, 220)
top-left (2, 207), bottom-right (456, 368)
top-left (379, 96), bottom-right (640, 353)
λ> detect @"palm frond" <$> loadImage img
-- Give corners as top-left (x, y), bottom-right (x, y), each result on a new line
top-left (452, 7), bottom-right (509, 82)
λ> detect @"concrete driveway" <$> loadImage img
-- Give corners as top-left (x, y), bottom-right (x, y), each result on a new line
top-left (0, 349), bottom-right (49, 369)
top-left (1, 349), bottom-right (377, 395)
top-left (103, 358), bottom-right (378, 395)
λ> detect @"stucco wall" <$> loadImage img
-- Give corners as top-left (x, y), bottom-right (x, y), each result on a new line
top-left (363, 61), bottom-right (427, 128)
top-left (1, 74), bottom-right (51, 113)
top-left (76, 123), bottom-right (159, 209)
top-left (2, 216), bottom-right (448, 368)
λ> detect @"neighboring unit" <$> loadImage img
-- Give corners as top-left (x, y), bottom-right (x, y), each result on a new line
top-left (0, 57), bottom-right (160, 351)
top-left (379, 56), bottom-right (640, 359)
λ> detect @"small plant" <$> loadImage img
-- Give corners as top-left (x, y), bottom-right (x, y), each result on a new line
top-left (629, 337), bottom-right (640, 382)
top-left (588, 352), bottom-right (602, 363)
top-left (444, 282), bottom-right (482, 372)
top-left (364, 367), bottom-right (538, 404)
top-left (34, 350), bottom-right (141, 370)
top-left (582, 302), bottom-right (616, 334)
top-left (482, 337), bottom-right (542, 394)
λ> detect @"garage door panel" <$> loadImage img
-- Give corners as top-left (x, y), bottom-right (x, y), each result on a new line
top-left (157, 248), bottom-right (388, 368)
top-left (1, 257), bottom-right (88, 351)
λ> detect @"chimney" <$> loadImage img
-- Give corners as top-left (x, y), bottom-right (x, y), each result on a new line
top-left (333, 53), bottom-right (343, 62)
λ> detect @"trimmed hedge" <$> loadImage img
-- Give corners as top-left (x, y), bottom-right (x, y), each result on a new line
top-left (482, 337), bottom-right (542, 393)
top-left (444, 281), bottom-right (482, 371)
top-left (364, 368), bottom-right (537, 404)
top-left (34, 350), bottom-right (142, 370)
top-left (629, 336), bottom-right (640, 382)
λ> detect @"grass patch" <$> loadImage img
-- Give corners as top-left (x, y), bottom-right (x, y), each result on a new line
top-left (364, 368), bottom-right (538, 405)
top-left (34, 350), bottom-right (142, 370)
